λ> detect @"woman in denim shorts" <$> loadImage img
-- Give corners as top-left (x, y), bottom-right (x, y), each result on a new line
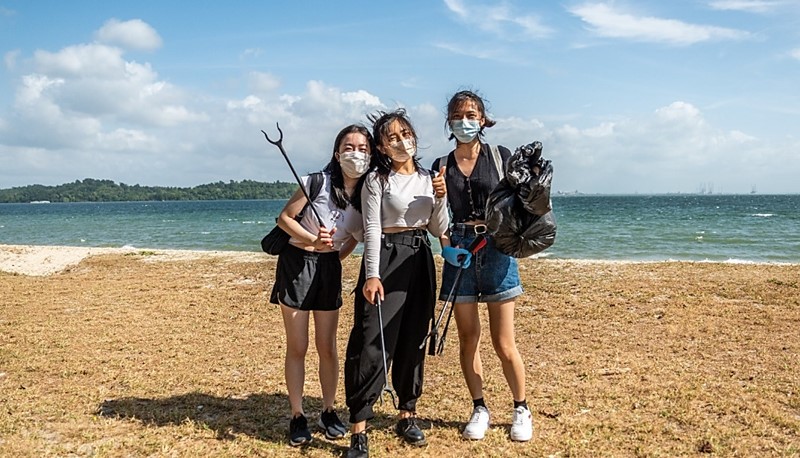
top-left (432, 90), bottom-right (532, 443)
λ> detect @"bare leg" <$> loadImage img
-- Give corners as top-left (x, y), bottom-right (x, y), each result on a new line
top-left (453, 302), bottom-right (484, 400)
top-left (351, 420), bottom-right (366, 434)
top-left (312, 309), bottom-right (340, 411)
top-left (487, 300), bottom-right (526, 402)
top-left (281, 304), bottom-right (310, 417)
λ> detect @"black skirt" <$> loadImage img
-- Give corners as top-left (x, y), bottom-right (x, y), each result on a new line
top-left (270, 244), bottom-right (343, 311)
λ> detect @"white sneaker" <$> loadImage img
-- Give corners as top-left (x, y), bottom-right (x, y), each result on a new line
top-left (462, 405), bottom-right (490, 440)
top-left (510, 406), bottom-right (533, 442)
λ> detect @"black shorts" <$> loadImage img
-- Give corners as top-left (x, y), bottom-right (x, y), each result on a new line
top-left (269, 244), bottom-right (343, 311)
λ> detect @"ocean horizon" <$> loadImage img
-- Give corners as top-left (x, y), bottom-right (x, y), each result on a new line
top-left (1, 194), bottom-right (798, 264)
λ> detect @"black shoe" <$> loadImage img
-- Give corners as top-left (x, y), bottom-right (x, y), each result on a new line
top-left (318, 409), bottom-right (347, 440)
top-left (395, 417), bottom-right (427, 446)
top-left (347, 431), bottom-right (369, 458)
top-left (289, 414), bottom-right (312, 446)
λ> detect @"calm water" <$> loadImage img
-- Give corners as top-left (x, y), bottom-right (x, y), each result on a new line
top-left (1, 195), bottom-right (798, 263)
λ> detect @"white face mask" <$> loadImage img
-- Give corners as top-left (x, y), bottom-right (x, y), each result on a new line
top-left (339, 151), bottom-right (370, 178)
top-left (388, 138), bottom-right (416, 163)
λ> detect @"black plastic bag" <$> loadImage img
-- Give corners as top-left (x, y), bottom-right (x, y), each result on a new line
top-left (505, 141), bottom-right (553, 216)
top-left (485, 141), bottom-right (556, 258)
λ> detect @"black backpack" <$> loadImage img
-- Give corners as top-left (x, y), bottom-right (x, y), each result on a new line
top-left (260, 172), bottom-right (324, 255)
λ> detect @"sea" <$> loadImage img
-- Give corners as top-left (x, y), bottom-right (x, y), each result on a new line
top-left (1, 194), bottom-right (798, 263)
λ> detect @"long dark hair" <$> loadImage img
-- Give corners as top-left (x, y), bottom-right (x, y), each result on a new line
top-left (323, 123), bottom-right (375, 210)
top-left (367, 108), bottom-right (422, 182)
top-left (444, 89), bottom-right (496, 141)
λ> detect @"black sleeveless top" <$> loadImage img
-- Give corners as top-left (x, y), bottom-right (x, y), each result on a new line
top-left (433, 143), bottom-right (511, 224)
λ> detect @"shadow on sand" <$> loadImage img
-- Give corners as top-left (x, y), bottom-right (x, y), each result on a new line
top-left (97, 391), bottom-right (404, 453)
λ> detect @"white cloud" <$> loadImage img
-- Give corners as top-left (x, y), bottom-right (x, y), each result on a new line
top-left (247, 71), bottom-right (281, 94)
top-left (4, 49), bottom-right (19, 70)
top-left (708, 1), bottom-right (786, 13)
top-left (443, 0), bottom-right (554, 40)
top-left (240, 48), bottom-right (263, 60)
top-left (342, 90), bottom-right (382, 107)
top-left (24, 42), bottom-right (204, 130)
top-left (474, 100), bottom-right (796, 194)
top-left (433, 41), bottom-right (529, 65)
top-left (435, 42), bottom-right (505, 60)
top-left (569, 3), bottom-right (753, 45)
top-left (33, 44), bottom-right (128, 78)
top-left (95, 19), bottom-right (162, 51)
top-left (790, 48), bottom-right (800, 60)
top-left (1, 18), bottom-right (796, 193)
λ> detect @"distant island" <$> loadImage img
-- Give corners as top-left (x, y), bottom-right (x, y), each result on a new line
top-left (0, 178), bottom-right (300, 203)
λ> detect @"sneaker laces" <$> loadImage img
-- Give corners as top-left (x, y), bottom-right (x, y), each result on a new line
top-left (469, 406), bottom-right (488, 423)
top-left (351, 432), bottom-right (368, 450)
top-left (291, 414), bottom-right (308, 431)
top-left (512, 407), bottom-right (529, 425)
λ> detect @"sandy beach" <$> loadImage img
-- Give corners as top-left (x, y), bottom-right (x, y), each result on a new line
top-left (1, 244), bottom-right (798, 457)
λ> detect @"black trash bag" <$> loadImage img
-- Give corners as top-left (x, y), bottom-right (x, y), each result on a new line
top-left (485, 141), bottom-right (556, 258)
top-left (486, 178), bottom-right (557, 257)
top-left (505, 141), bottom-right (553, 216)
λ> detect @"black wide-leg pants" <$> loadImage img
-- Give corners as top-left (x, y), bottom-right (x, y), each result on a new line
top-left (344, 230), bottom-right (436, 423)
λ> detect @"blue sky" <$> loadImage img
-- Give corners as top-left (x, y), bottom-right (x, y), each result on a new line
top-left (1, 0), bottom-right (799, 194)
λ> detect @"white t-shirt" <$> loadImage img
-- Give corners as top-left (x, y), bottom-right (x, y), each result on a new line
top-left (290, 172), bottom-right (362, 251)
top-left (361, 168), bottom-right (449, 279)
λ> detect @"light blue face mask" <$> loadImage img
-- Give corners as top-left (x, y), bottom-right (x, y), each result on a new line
top-left (450, 119), bottom-right (481, 143)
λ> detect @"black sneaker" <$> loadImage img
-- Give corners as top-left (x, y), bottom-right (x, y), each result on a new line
top-left (347, 431), bottom-right (368, 458)
top-left (317, 408), bottom-right (347, 440)
top-left (288, 414), bottom-right (312, 446)
top-left (395, 417), bottom-right (427, 446)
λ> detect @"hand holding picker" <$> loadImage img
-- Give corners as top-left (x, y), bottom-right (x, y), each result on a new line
top-left (375, 296), bottom-right (399, 409)
top-left (420, 234), bottom-right (488, 356)
top-left (261, 123), bottom-right (326, 227)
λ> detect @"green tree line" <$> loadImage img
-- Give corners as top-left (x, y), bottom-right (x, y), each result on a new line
top-left (0, 178), bottom-right (301, 203)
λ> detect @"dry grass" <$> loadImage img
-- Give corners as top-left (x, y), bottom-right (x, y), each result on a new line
top-left (1, 252), bottom-right (799, 457)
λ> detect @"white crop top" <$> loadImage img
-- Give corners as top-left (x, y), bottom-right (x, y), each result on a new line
top-left (361, 168), bottom-right (449, 279)
top-left (289, 173), bottom-right (363, 251)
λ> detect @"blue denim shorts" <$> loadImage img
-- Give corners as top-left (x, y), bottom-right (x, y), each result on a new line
top-left (439, 227), bottom-right (523, 303)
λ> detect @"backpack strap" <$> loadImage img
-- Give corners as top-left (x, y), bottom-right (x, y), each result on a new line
top-left (298, 172), bottom-right (325, 218)
top-left (489, 145), bottom-right (504, 177)
top-left (434, 154), bottom-right (449, 173)
top-left (307, 172), bottom-right (324, 201)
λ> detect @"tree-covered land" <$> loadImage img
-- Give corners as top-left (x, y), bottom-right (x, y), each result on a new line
top-left (0, 178), bottom-right (300, 203)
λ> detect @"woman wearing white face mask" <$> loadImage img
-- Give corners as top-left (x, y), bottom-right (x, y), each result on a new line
top-left (343, 109), bottom-right (449, 457)
top-left (432, 90), bottom-right (532, 443)
top-left (271, 124), bottom-right (375, 447)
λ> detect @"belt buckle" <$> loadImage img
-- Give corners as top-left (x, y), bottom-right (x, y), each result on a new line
top-left (473, 224), bottom-right (487, 235)
top-left (411, 236), bottom-right (421, 248)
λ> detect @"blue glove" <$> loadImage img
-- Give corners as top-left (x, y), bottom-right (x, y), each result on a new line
top-left (442, 246), bottom-right (472, 269)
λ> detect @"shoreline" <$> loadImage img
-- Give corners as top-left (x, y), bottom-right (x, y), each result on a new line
top-left (2, 243), bottom-right (797, 277)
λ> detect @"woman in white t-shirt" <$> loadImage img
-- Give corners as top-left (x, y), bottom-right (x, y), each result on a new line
top-left (270, 124), bottom-right (374, 447)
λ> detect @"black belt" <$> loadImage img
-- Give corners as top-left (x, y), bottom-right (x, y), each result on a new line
top-left (450, 223), bottom-right (488, 236)
top-left (382, 229), bottom-right (430, 248)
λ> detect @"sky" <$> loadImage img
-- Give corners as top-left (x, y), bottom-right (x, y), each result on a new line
top-left (1, 0), bottom-right (799, 195)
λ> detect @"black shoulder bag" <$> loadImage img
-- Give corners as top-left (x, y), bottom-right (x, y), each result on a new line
top-left (260, 172), bottom-right (324, 255)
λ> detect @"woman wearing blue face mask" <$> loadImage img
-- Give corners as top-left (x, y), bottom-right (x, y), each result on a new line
top-left (431, 90), bottom-right (532, 443)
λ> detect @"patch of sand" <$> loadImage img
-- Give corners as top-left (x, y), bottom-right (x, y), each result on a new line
top-left (0, 244), bottom-right (265, 276)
